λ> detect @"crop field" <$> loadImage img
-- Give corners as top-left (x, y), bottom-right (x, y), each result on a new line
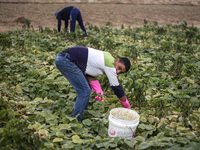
top-left (1, 21), bottom-right (200, 149)
top-left (0, 1), bottom-right (200, 150)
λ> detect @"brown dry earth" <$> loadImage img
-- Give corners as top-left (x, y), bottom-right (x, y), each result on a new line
top-left (0, 1), bottom-right (200, 32)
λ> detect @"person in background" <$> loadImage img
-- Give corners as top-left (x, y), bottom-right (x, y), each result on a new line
top-left (55, 6), bottom-right (87, 36)
top-left (55, 46), bottom-right (131, 122)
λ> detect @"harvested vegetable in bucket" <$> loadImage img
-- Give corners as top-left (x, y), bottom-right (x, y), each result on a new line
top-left (111, 108), bottom-right (139, 121)
top-left (108, 108), bottom-right (140, 139)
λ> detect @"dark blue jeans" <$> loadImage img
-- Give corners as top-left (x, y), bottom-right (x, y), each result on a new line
top-left (70, 8), bottom-right (87, 36)
top-left (55, 52), bottom-right (91, 121)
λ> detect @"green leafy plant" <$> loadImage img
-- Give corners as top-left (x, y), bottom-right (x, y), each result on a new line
top-left (0, 23), bottom-right (200, 149)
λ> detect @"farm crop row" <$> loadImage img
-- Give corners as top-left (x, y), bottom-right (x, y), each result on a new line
top-left (0, 22), bottom-right (200, 149)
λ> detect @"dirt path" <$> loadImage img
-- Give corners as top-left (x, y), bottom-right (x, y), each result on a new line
top-left (0, 2), bottom-right (200, 32)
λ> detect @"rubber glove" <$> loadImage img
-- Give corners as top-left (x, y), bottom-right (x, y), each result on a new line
top-left (89, 80), bottom-right (104, 102)
top-left (120, 97), bottom-right (131, 108)
top-left (95, 95), bottom-right (104, 102)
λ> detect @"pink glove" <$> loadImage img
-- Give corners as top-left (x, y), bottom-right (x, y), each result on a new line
top-left (95, 96), bottom-right (104, 102)
top-left (120, 97), bottom-right (131, 108)
top-left (89, 80), bottom-right (104, 102)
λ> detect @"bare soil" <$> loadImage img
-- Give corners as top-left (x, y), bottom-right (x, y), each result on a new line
top-left (0, 2), bottom-right (200, 32)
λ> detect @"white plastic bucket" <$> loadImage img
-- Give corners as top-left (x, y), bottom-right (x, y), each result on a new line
top-left (108, 108), bottom-right (140, 139)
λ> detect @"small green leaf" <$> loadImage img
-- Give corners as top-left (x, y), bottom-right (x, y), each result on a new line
top-left (139, 141), bottom-right (153, 149)
top-left (16, 84), bottom-right (23, 93)
top-left (134, 136), bottom-right (145, 142)
top-left (53, 138), bottom-right (64, 143)
top-left (124, 139), bottom-right (137, 148)
top-left (62, 141), bottom-right (74, 149)
top-left (157, 118), bottom-right (167, 128)
top-left (82, 119), bottom-right (92, 126)
top-left (138, 124), bottom-right (154, 130)
top-left (96, 143), bottom-right (104, 148)
top-left (56, 131), bottom-right (65, 138)
top-left (70, 123), bottom-right (83, 130)
top-left (140, 115), bottom-right (147, 122)
top-left (58, 124), bottom-right (71, 130)
top-left (176, 137), bottom-right (189, 144)
top-left (37, 129), bottom-right (49, 138)
top-left (0, 128), bottom-right (4, 134)
top-left (72, 135), bottom-right (83, 144)
top-left (28, 122), bottom-right (45, 130)
top-left (33, 97), bottom-right (43, 101)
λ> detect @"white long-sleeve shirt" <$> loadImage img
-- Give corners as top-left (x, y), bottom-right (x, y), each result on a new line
top-left (66, 46), bottom-right (124, 98)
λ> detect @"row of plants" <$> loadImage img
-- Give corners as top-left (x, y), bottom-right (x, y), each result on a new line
top-left (0, 22), bottom-right (200, 149)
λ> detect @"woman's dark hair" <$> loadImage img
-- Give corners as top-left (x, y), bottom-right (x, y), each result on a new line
top-left (119, 57), bottom-right (131, 72)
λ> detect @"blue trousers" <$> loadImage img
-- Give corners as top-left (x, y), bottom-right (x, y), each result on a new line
top-left (55, 52), bottom-right (91, 121)
top-left (70, 8), bottom-right (87, 36)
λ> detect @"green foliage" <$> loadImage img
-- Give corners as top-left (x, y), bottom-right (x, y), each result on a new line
top-left (0, 23), bottom-right (200, 149)
top-left (0, 98), bottom-right (42, 150)
top-left (0, 33), bottom-right (12, 49)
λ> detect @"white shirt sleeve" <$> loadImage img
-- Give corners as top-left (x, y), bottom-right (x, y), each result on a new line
top-left (104, 66), bottom-right (119, 86)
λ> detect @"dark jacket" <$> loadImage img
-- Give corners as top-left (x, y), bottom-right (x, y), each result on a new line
top-left (56, 6), bottom-right (74, 32)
